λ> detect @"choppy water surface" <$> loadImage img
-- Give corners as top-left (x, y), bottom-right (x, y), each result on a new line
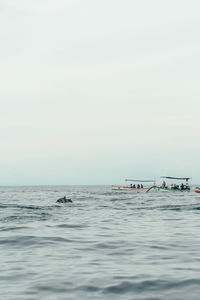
top-left (1, 186), bottom-right (200, 300)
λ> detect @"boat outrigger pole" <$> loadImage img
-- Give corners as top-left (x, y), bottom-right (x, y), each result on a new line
top-left (160, 176), bottom-right (191, 186)
top-left (160, 176), bottom-right (191, 181)
top-left (125, 179), bottom-right (155, 182)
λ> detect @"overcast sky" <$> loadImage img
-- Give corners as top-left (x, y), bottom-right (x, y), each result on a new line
top-left (0, 0), bottom-right (200, 185)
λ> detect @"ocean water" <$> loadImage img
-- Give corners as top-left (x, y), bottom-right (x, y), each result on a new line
top-left (1, 185), bottom-right (200, 300)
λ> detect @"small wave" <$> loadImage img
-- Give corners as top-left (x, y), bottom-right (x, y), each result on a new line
top-left (0, 204), bottom-right (45, 210)
top-left (0, 235), bottom-right (74, 247)
top-left (0, 226), bottom-right (27, 232)
top-left (0, 212), bottom-right (52, 223)
top-left (55, 223), bottom-right (88, 229)
top-left (77, 285), bottom-right (101, 292)
top-left (103, 279), bottom-right (200, 294)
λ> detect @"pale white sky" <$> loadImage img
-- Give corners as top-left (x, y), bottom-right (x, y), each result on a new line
top-left (0, 0), bottom-right (200, 185)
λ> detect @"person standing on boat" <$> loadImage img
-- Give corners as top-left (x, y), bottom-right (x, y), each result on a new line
top-left (162, 180), bottom-right (166, 188)
top-left (137, 184), bottom-right (140, 188)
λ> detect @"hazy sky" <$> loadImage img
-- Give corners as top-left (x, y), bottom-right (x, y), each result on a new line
top-left (0, 0), bottom-right (200, 185)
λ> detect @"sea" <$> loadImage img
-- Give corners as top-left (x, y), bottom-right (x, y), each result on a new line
top-left (1, 185), bottom-right (200, 300)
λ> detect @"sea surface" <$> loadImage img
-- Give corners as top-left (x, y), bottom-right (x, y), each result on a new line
top-left (1, 185), bottom-right (200, 300)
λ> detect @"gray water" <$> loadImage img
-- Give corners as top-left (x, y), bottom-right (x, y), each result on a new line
top-left (1, 185), bottom-right (200, 300)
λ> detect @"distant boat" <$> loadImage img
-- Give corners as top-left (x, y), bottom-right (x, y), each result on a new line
top-left (112, 186), bottom-right (148, 191)
top-left (112, 179), bottom-right (155, 191)
top-left (195, 188), bottom-right (200, 194)
top-left (146, 176), bottom-right (191, 192)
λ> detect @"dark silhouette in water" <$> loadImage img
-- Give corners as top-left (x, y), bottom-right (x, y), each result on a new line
top-left (56, 196), bottom-right (72, 203)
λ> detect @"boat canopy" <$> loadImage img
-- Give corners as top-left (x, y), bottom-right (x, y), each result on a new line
top-left (161, 176), bottom-right (191, 181)
top-left (125, 179), bottom-right (155, 182)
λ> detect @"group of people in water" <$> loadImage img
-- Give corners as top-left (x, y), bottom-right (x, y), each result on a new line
top-left (130, 184), bottom-right (144, 189)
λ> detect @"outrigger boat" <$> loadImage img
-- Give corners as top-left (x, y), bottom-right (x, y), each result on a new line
top-left (112, 179), bottom-right (155, 191)
top-left (146, 176), bottom-right (191, 192)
